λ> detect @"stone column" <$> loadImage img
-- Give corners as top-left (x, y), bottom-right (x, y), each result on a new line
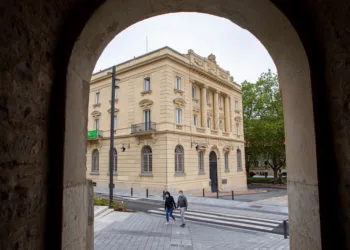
top-left (201, 85), bottom-right (207, 128)
top-left (213, 90), bottom-right (219, 130)
top-left (224, 95), bottom-right (230, 132)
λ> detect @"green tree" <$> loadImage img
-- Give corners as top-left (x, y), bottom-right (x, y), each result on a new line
top-left (242, 70), bottom-right (285, 181)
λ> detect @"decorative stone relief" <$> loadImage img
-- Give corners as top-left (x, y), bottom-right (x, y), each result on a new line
top-left (234, 115), bottom-right (242, 122)
top-left (139, 99), bottom-right (153, 110)
top-left (107, 108), bottom-right (120, 114)
top-left (194, 58), bottom-right (204, 67)
top-left (223, 146), bottom-right (231, 152)
top-left (91, 110), bottom-right (101, 119)
top-left (173, 97), bottom-right (186, 108)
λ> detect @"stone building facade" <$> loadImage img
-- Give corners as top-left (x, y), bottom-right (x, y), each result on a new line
top-left (86, 47), bottom-right (246, 193)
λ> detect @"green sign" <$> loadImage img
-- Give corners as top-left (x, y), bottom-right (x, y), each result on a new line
top-left (88, 130), bottom-right (98, 139)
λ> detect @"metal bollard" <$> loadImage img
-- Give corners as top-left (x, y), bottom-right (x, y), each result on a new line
top-left (131, 187), bottom-right (133, 197)
top-left (203, 188), bottom-right (205, 197)
top-left (232, 190), bottom-right (234, 200)
top-left (217, 190), bottom-right (219, 199)
top-left (283, 220), bottom-right (288, 239)
top-left (146, 189), bottom-right (148, 198)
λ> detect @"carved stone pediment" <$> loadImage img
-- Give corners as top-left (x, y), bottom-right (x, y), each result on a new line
top-left (107, 108), bottom-right (120, 114)
top-left (234, 115), bottom-right (242, 122)
top-left (223, 146), bottom-right (231, 153)
top-left (139, 99), bottom-right (153, 110)
top-left (91, 111), bottom-right (101, 118)
top-left (173, 98), bottom-right (186, 107)
top-left (195, 143), bottom-right (207, 152)
top-left (193, 106), bottom-right (200, 114)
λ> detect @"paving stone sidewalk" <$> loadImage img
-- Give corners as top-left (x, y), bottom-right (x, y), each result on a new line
top-left (95, 212), bottom-right (290, 250)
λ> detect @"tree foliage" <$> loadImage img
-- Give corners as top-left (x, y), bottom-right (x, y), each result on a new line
top-left (242, 70), bottom-right (285, 179)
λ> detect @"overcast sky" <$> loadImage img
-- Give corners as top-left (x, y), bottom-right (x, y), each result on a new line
top-left (93, 12), bottom-right (276, 84)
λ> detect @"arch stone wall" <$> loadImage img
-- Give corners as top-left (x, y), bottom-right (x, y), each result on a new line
top-left (0, 0), bottom-right (348, 250)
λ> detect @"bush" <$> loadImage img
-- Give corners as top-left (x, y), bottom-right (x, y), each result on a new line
top-left (93, 196), bottom-right (127, 211)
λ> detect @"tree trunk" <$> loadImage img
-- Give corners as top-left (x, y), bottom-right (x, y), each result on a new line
top-left (273, 168), bottom-right (278, 179)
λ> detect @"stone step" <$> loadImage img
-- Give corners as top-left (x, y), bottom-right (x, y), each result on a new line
top-left (94, 206), bottom-right (109, 217)
top-left (95, 208), bottom-right (114, 220)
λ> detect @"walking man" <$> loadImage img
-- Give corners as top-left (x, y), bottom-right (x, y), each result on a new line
top-left (164, 191), bottom-right (176, 225)
top-left (176, 190), bottom-right (188, 228)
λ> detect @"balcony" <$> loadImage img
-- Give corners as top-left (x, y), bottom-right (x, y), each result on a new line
top-left (87, 130), bottom-right (103, 140)
top-left (131, 122), bottom-right (156, 134)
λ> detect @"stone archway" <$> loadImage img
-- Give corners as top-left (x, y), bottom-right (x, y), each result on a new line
top-left (64, 1), bottom-right (319, 249)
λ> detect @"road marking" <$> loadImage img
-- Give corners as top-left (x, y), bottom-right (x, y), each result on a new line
top-left (148, 210), bottom-right (275, 231)
top-left (156, 207), bottom-right (281, 223)
top-left (156, 209), bottom-right (278, 227)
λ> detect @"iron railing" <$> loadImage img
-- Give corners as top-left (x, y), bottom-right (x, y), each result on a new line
top-left (131, 122), bottom-right (156, 134)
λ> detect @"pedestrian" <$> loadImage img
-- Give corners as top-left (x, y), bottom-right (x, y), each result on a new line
top-left (164, 191), bottom-right (176, 225)
top-left (176, 190), bottom-right (188, 228)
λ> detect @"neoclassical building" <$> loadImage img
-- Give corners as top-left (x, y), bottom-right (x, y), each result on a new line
top-left (86, 47), bottom-right (246, 194)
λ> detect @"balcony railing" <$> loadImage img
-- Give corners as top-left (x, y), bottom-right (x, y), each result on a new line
top-left (131, 122), bottom-right (156, 134)
top-left (87, 130), bottom-right (103, 139)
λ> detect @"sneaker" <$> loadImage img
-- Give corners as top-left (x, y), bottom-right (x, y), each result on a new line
top-left (165, 222), bottom-right (169, 225)
top-left (180, 224), bottom-right (185, 228)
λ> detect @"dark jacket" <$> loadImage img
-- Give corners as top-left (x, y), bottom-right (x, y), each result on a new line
top-left (164, 196), bottom-right (176, 209)
top-left (177, 195), bottom-right (188, 208)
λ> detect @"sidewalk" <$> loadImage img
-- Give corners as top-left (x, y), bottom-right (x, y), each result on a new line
top-left (94, 210), bottom-right (290, 250)
top-left (94, 186), bottom-right (289, 215)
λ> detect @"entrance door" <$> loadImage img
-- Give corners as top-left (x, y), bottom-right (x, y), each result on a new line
top-left (209, 151), bottom-right (218, 192)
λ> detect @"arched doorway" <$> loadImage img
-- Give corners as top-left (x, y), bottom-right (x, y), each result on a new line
top-left (60, 0), bottom-right (329, 249)
top-left (209, 151), bottom-right (218, 192)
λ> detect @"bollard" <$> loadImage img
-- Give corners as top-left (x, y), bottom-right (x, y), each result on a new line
top-left (203, 188), bottom-right (205, 197)
top-left (217, 190), bottom-right (219, 199)
top-left (283, 220), bottom-right (288, 239)
top-left (232, 190), bottom-right (234, 200)
top-left (146, 189), bottom-right (148, 198)
top-left (131, 187), bottom-right (133, 197)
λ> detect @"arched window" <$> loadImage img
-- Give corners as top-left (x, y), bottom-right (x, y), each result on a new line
top-left (91, 149), bottom-right (99, 173)
top-left (198, 151), bottom-right (204, 172)
top-left (141, 146), bottom-right (152, 173)
top-left (175, 145), bottom-right (184, 173)
top-left (113, 148), bottom-right (117, 173)
top-left (237, 149), bottom-right (242, 171)
top-left (224, 152), bottom-right (229, 170)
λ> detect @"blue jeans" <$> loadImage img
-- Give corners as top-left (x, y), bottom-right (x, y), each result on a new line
top-left (165, 207), bottom-right (175, 222)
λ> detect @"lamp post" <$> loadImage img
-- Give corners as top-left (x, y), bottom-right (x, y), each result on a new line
top-left (108, 65), bottom-right (120, 207)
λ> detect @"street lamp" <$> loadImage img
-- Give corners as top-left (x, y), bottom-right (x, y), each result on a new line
top-left (108, 66), bottom-right (120, 207)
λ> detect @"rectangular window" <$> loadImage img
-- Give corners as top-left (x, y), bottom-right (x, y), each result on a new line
top-left (175, 108), bottom-right (182, 124)
top-left (225, 153), bottom-right (229, 170)
top-left (236, 123), bottom-right (239, 134)
top-left (192, 86), bottom-right (196, 98)
top-left (206, 91), bottom-right (209, 104)
top-left (94, 119), bottom-right (99, 130)
top-left (219, 120), bottom-right (223, 130)
top-left (218, 95), bottom-right (222, 107)
top-left (144, 110), bottom-right (151, 130)
top-left (114, 116), bottom-right (117, 130)
top-left (95, 92), bottom-right (100, 104)
top-left (235, 100), bottom-right (239, 110)
top-left (198, 151), bottom-right (204, 172)
top-left (207, 118), bottom-right (211, 129)
top-left (193, 115), bottom-right (197, 127)
top-left (144, 77), bottom-right (150, 91)
top-left (176, 76), bottom-right (181, 90)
